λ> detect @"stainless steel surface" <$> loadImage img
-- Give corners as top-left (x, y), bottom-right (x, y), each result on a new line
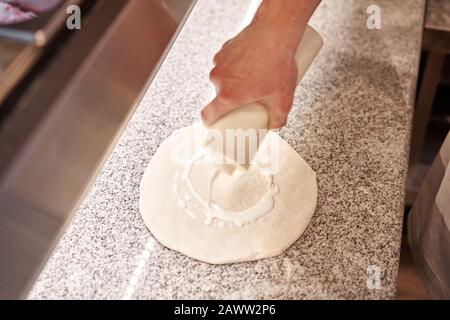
top-left (0, 38), bottom-right (41, 104)
top-left (0, 0), bottom-right (195, 299)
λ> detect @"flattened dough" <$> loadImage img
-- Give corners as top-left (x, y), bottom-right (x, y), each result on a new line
top-left (139, 124), bottom-right (317, 264)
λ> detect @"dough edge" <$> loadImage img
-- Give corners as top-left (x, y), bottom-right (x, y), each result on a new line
top-left (139, 126), bottom-right (318, 264)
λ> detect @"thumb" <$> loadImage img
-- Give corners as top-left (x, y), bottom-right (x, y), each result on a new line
top-left (260, 96), bottom-right (291, 129)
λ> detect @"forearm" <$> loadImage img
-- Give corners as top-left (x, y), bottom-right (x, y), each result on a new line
top-left (252, 0), bottom-right (320, 53)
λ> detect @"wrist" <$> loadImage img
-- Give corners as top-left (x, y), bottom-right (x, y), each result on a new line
top-left (252, 0), bottom-right (317, 53)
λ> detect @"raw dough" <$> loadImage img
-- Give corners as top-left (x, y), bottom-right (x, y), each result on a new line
top-left (139, 124), bottom-right (317, 264)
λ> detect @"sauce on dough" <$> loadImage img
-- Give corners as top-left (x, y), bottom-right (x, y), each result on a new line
top-left (173, 148), bottom-right (279, 227)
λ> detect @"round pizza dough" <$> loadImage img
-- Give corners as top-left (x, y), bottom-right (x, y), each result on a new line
top-left (139, 124), bottom-right (317, 264)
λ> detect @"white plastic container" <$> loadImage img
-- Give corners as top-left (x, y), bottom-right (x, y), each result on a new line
top-left (207, 25), bottom-right (323, 174)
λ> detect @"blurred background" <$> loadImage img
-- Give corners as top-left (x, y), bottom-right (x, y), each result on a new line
top-left (399, 0), bottom-right (450, 300)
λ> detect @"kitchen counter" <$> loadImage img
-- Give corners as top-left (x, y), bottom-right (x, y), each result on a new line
top-left (29, 0), bottom-right (425, 299)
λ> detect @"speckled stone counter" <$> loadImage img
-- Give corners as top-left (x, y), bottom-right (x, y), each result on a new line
top-left (28, 0), bottom-right (425, 299)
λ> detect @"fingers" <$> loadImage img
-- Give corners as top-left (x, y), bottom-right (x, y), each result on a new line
top-left (203, 91), bottom-right (294, 129)
top-left (202, 81), bottom-right (255, 126)
top-left (213, 51), bottom-right (224, 66)
top-left (213, 40), bottom-right (233, 65)
top-left (209, 66), bottom-right (221, 85)
top-left (268, 113), bottom-right (288, 129)
top-left (201, 96), bottom-right (235, 127)
top-left (262, 94), bottom-right (293, 129)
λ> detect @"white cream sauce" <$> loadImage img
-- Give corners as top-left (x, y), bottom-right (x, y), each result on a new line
top-left (173, 148), bottom-right (278, 227)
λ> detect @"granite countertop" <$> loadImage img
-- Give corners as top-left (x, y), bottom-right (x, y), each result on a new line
top-left (29, 0), bottom-right (425, 299)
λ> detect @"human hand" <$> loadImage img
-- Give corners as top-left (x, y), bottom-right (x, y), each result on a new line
top-left (201, 0), bottom-right (320, 129)
top-left (201, 20), bottom-right (298, 129)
